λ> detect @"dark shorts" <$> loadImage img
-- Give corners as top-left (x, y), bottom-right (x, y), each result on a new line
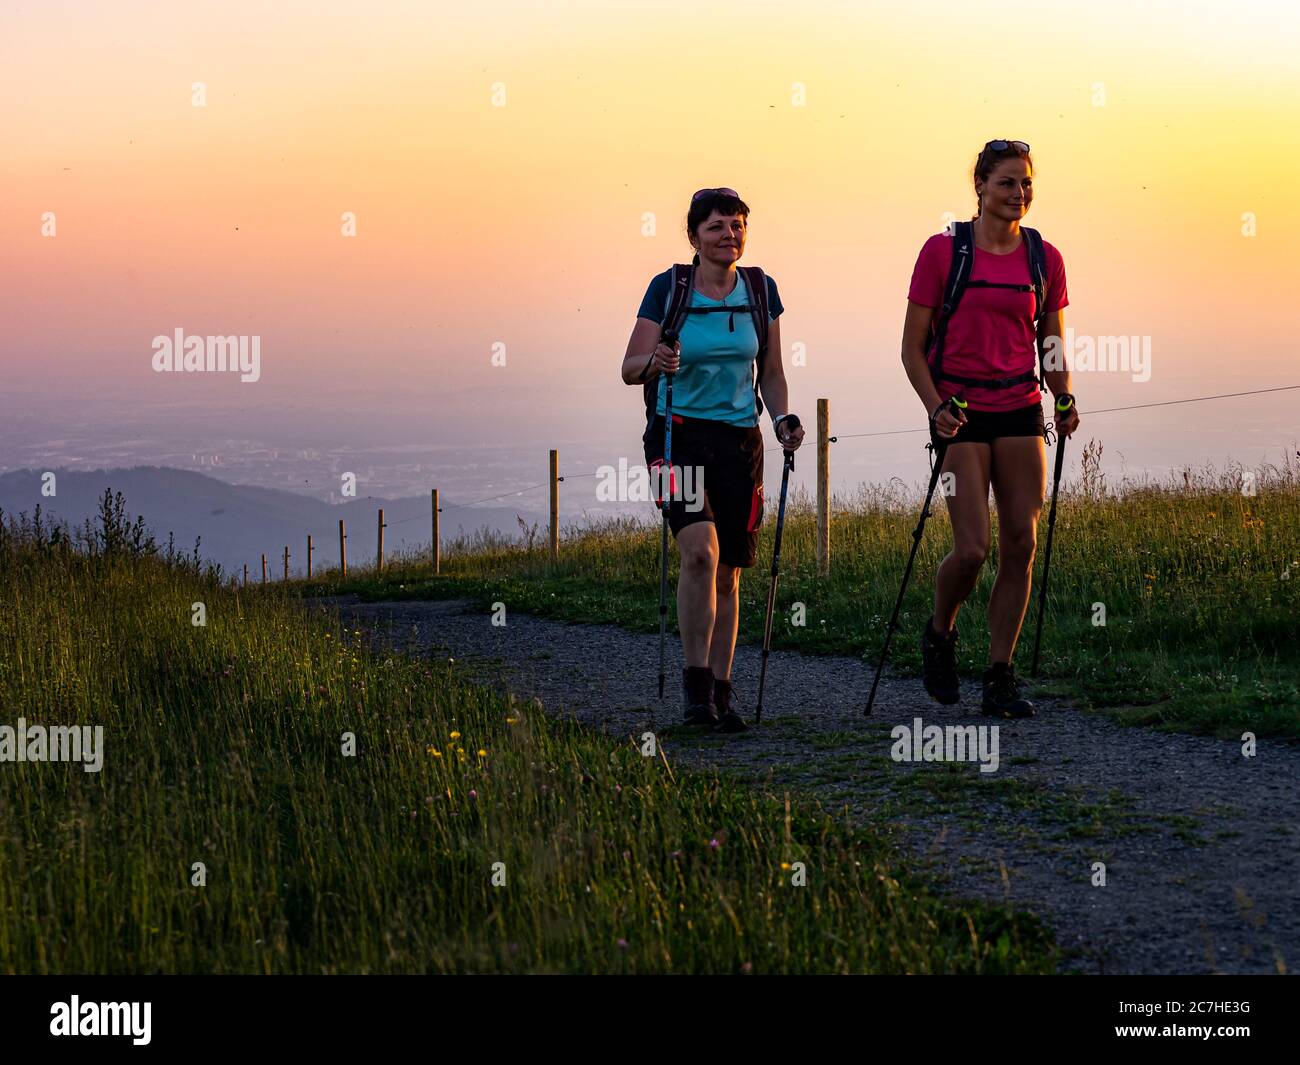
top-left (643, 413), bottom-right (765, 569)
top-left (950, 402), bottom-right (1045, 445)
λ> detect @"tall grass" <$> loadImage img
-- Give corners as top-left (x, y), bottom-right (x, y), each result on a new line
top-left (0, 502), bottom-right (1050, 973)
top-left (315, 445), bottom-right (1300, 738)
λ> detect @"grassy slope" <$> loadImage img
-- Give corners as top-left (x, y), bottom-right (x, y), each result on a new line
top-left (0, 532), bottom-right (1051, 974)
top-left (307, 453), bottom-right (1300, 739)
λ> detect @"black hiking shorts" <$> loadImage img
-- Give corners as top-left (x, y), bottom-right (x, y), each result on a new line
top-left (643, 413), bottom-right (765, 569)
top-left (949, 402), bottom-right (1045, 445)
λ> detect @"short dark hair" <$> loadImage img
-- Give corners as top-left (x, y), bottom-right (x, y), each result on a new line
top-left (686, 190), bottom-right (750, 265)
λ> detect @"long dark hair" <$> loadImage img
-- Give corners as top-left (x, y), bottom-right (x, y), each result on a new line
top-left (971, 143), bottom-right (1033, 219)
top-left (686, 190), bottom-right (750, 265)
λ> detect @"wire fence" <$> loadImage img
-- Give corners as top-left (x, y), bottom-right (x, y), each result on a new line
top-left (238, 383), bottom-right (1299, 586)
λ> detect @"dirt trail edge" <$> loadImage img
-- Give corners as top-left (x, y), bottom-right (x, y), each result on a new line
top-left (316, 595), bottom-right (1297, 975)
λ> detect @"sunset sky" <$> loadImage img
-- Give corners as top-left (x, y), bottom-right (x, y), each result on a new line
top-left (4, 0), bottom-right (1299, 499)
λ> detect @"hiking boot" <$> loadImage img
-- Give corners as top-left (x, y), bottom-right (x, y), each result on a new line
top-left (920, 617), bottom-right (961, 705)
top-left (981, 662), bottom-right (1036, 719)
top-left (712, 677), bottom-right (749, 733)
top-left (682, 666), bottom-right (718, 726)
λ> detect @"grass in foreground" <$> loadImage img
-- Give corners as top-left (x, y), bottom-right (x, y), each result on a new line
top-left (309, 444), bottom-right (1300, 740)
top-left (0, 508), bottom-right (1052, 973)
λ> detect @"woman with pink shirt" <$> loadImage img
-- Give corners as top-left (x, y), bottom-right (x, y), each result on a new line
top-left (901, 140), bottom-right (1080, 718)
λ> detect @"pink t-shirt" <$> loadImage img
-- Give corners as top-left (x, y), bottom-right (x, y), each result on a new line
top-left (907, 231), bottom-right (1068, 412)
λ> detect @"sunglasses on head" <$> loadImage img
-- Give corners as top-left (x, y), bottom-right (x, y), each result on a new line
top-left (984, 140), bottom-right (1030, 153)
top-left (692, 187), bottom-right (740, 201)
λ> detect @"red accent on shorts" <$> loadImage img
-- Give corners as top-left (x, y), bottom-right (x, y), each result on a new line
top-left (747, 483), bottom-right (765, 532)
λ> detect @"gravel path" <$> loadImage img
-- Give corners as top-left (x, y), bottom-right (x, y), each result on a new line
top-left (314, 595), bottom-right (1298, 975)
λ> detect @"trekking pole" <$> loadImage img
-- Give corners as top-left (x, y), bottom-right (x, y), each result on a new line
top-left (656, 328), bottom-right (679, 703)
top-left (865, 396), bottom-right (967, 715)
top-left (755, 418), bottom-right (801, 725)
top-left (1030, 394), bottom-right (1075, 677)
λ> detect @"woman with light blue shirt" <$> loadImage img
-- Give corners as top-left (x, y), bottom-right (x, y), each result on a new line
top-left (621, 188), bottom-right (804, 731)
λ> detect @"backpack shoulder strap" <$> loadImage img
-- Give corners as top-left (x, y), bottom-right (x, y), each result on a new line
top-left (663, 263), bottom-right (695, 337)
top-left (943, 221), bottom-right (976, 316)
top-left (1020, 227), bottom-right (1048, 324)
top-left (644, 264), bottom-right (695, 428)
top-left (737, 266), bottom-right (770, 351)
top-left (928, 221), bottom-right (975, 382)
top-left (1020, 227), bottom-right (1049, 377)
top-left (737, 266), bottom-right (770, 419)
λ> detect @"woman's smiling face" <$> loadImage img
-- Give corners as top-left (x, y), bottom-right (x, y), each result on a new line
top-left (977, 156), bottom-right (1033, 222)
top-left (691, 210), bottom-right (747, 264)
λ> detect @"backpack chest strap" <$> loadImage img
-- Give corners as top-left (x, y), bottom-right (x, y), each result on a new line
top-left (684, 303), bottom-right (755, 332)
top-left (964, 280), bottom-right (1034, 293)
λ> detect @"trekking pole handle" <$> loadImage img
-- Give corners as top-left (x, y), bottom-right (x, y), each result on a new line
top-left (775, 413), bottom-right (801, 458)
top-left (653, 327), bottom-right (681, 378)
top-left (929, 394), bottom-right (967, 447)
top-left (930, 394), bottom-right (967, 422)
top-left (1049, 393), bottom-right (1076, 447)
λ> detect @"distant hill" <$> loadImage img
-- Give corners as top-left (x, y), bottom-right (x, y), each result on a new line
top-left (0, 467), bottom-right (550, 578)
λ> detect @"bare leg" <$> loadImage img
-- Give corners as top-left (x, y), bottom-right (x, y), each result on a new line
top-left (932, 443), bottom-right (993, 632)
top-left (988, 435), bottom-right (1046, 663)
top-left (709, 563), bottom-right (740, 679)
top-left (675, 522), bottom-right (718, 667)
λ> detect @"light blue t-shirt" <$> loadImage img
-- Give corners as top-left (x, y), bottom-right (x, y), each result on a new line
top-left (636, 269), bottom-right (784, 427)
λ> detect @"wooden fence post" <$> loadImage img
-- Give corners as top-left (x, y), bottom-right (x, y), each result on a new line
top-left (377, 508), bottom-right (386, 571)
top-left (432, 489), bottom-right (440, 575)
top-left (307, 534), bottom-right (313, 578)
top-left (339, 519), bottom-right (347, 577)
top-left (261, 554), bottom-right (267, 584)
top-left (243, 563), bottom-right (248, 587)
top-left (549, 449), bottom-right (559, 563)
top-left (817, 398), bottom-right (830, 576)
top-left (283, 545), bottom-right (290, 580)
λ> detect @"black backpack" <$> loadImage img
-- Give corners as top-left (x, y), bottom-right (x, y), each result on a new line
top-left (927, 220), bottom-right (1050, 392)
top-left (640, 263), bottom-right (771, 431)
